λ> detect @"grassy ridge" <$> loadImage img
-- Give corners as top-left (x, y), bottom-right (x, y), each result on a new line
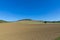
top-left (0, 20), bottom-right (8, 23)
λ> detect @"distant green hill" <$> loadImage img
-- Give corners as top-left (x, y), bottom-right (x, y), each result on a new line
top-left (0, 20), bottom-right (8, 23)
top-left (18, 19), bottom-right (32, 21)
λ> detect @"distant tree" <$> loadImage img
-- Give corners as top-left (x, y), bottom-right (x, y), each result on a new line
top-left (52, 21), bottom-right (55, 23)
top-left (44, 21), bottom-right (47, 24)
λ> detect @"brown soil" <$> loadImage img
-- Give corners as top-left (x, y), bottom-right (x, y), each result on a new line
top-left (0, 23), bottom-right (60, 40)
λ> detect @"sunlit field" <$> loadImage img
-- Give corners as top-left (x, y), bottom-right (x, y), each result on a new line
top-left (0, 21), bottom-right (60, 40)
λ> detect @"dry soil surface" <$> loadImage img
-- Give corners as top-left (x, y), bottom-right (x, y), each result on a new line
top-left (0, 23), bottom-right (60, 40)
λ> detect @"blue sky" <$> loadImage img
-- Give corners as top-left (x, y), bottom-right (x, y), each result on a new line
top-left (0, 0), bottom-right (60, 21)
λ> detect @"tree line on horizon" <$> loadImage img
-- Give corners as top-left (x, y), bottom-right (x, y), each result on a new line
top-left (18, 19), bottom-right (60, 23)
top-left (0, 19), bottom-right (60, 23)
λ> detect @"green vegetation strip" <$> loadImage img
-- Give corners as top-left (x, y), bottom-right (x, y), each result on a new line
top-left (55, 37), bottom-right (60, 40)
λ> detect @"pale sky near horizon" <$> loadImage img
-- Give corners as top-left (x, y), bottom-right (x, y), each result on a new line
top-left (0, 0), bottom-right (60, 21)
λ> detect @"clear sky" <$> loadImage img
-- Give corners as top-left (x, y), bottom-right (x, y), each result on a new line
top-left (0, 0), bottom-right (60, 21)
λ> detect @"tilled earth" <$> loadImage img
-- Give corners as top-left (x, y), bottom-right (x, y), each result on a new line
top-left (0, 23), bottom-right (60, 40)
